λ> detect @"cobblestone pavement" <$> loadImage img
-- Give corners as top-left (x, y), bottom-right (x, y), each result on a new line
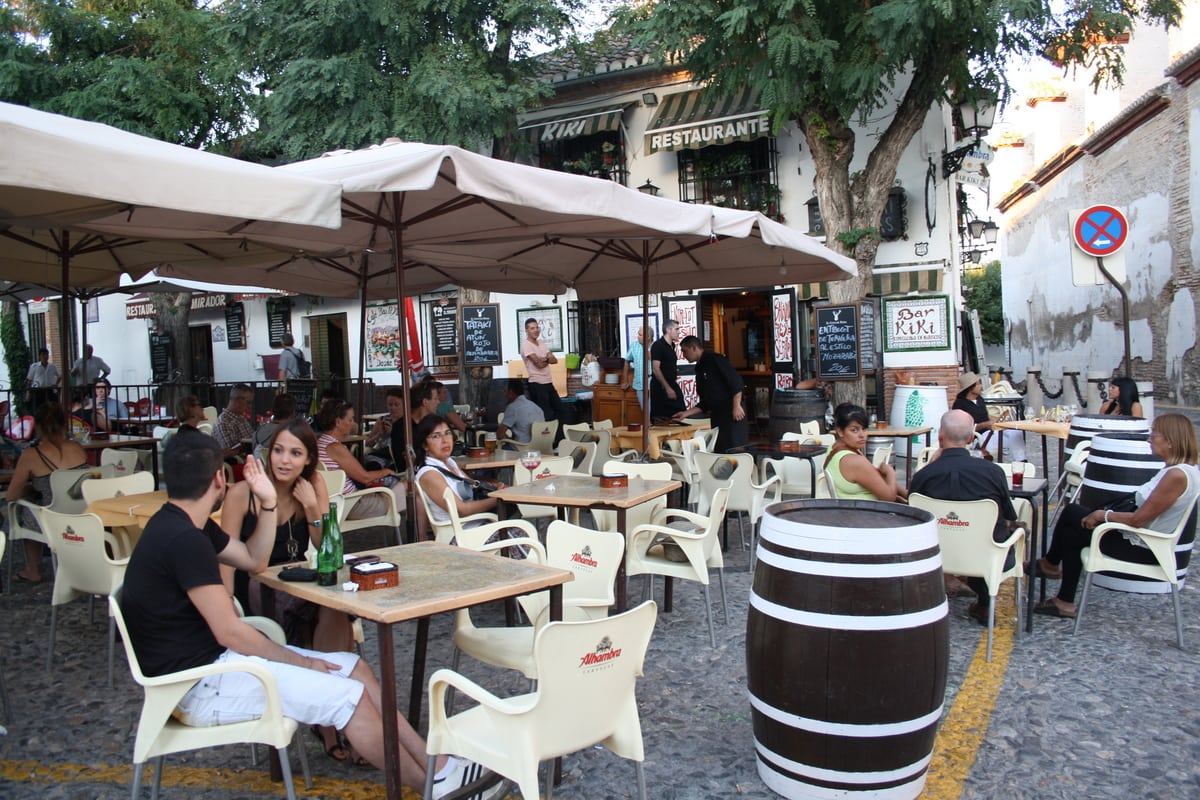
top-left (2, 426), bottom-right (1199, 799)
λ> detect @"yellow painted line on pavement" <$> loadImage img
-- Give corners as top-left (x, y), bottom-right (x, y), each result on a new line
top-left (923, 586), bottom-right (1017, 799)
top-left (0, 758), bottom-right (408, 799)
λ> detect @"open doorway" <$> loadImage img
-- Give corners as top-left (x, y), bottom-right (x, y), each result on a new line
top-left (308, 313), bottom-right (351, 384)
top-left (189, 325), bottom-right (214, 382)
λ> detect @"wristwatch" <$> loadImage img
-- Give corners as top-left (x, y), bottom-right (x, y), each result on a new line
top-left (310, 519), bottom-right (322, 528)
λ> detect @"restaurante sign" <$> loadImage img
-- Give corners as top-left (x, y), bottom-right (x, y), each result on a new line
top-left (647, 113), bottom-right (771, 154)
top-left (125, 293), bottom-right (229, 320)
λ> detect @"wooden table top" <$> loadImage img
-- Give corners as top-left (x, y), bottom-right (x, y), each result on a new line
top-left (255, 541), bottom-right (572, 625)
top-left (85, 489), bottom-right (169, 528)
top-left (80, 433), bottom-right (158, 449)
top-left (995, 420), bottom-right (1071, 439)
top-left (455, 451), bottom-right (521, 471)
top-left (611, 421), bottom-right (709, 458)
top-left (864, 425), bottom-right (934, 438)
top-left (490, 474), bottom-right (681, 509)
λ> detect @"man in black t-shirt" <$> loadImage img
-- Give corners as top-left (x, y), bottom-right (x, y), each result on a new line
top-left (673, 336), bottom-right (748, 452)
top-left (120, 433), bottom-right (488, 796)
top-left (650, 319), bottom-right (686, 420)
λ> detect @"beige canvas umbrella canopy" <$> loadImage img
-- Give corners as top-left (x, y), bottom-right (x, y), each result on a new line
top-left (0, 101), bottom-right (342, 389)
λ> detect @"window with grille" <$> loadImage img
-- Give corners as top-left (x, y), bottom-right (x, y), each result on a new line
top-left (27, 311), bottom-right (46, 352)
top-left (677, 139), bottom-right (782, 220)
top-left (568, 299), bottom-right (620, 357)
top-left (539, 132), bottom-right (628, 186)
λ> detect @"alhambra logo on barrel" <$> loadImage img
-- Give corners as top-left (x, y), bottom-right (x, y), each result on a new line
top-left (60, 525), bottom-right (85, 543)
top-left (937, 511), bottom-right (969, 527)
top-left (578, 635), bottom-right (621, 668)
top-left (570, 545), bottom-right (598, 568)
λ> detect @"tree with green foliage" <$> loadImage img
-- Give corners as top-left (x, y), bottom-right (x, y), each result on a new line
top-left (0, 0), bottom-right (253, 148)
top-left (221, 0), bottom-right (587, 162)
top-left (619, 0), bottom-right (1182, 403)
top-left (963, 261), bottom-right (1004, 345)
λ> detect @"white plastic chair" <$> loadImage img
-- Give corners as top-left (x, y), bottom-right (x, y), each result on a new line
top-left (500, 419), bottom-right (559, 455)
top-left (424, 601), bottom-right (658, 800)
top-left (561, 422), bottom-right (592, 441)
top-left (101, 448), bottom-right (143, 475)
top-left (451, 522), bottom-right (624, 688)
top-left (760, 434), bottom-right (833, 498)
top-left (38, 509), bottom-right (129, 686)
top-left (512, 455), bottom-right (574, 523)
top-left (1073, 494), bottom-right (1200, 648)
top-left (314, 464), bottom-right (402, 545)
top-left (109, 588), bottom-right (312, 800)
top-left (909, 493), bottom-right (1025, 662)
top-left (591, 460), bottom-right (674, 535)
top-left (871, 443), bottom-right (894, 469)
top-left (627, 486), bottom-right (730, 647)
top-left (913, 446), bottom-right (938, 473)
top-left (202, 406), bottom-right (218, 426)
top-left (80, 472), bottom-right (157, 557)
top-left (416, 482), bottom-right (502, 546)
top-left (575, 429), bottom-right (638, 474)
top-left (694, 451), bottom-right (780, 560)
top-left (555, 439), bottom-right (597, 476)
top-left (7, 464), bottom-right (115, 590)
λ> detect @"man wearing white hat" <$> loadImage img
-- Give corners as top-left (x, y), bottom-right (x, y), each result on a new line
top-left (953, 371), bottom-right (1026, 462)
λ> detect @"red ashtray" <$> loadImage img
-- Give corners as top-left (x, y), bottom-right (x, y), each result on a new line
top-left (778, 440), bottom-right (801, 452)
top-left (466, 447), bottom-right (489, 458)
top-left (599, 474), bottom-right (629, 489)
top-left (626, 423), bottom-right (642, 432)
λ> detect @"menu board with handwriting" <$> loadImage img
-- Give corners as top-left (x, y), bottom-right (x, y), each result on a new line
top-left (267, 298), bottom-right (291, 347)
top-left (461, 304), bottom-right (501, 366)
top-left (815, 304), bottom-right (860, 380)
top-left (149, 332), bottom-right (172, 383)
top-left (431, 298), bottom-right (459, 357)
top-left (224, 302), bottom-right (246, 350)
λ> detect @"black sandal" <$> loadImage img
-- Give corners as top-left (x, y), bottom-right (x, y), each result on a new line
top-left (1033, 599), bottom-right (1075, 619)
top-left (312, 725), bottom-right (351, 762)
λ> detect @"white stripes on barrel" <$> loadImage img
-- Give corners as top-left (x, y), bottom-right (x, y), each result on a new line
top-left (757, 746), bottom-right (932, 796)
top-left (750, 692), bottom-right (944, 737)
top-left (755, 546), bottom-right (942, 579)
top-left (758, 518), bottom-right (939, 556)
top-left (750, 591), bottom-right (949, 631)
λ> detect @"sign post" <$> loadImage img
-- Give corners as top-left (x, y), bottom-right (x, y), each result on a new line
top-left (1071, 204), bottom-right (1131, 376)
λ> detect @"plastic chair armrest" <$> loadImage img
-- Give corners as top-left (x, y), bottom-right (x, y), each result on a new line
top-left (1093, 521), bottom-right (1174, 542)
top-left (992, 527), bottom-right (1024, 551)
top-left (458, 511), bottom-right (500, 525)
top-left (428, 668), bottom-right (514, 723)
top-left (647, 507), bottom-right (707, 528)
top-left (628, 522), bottom-right (705, 552)
top-left (470, 531), bottom-right (546, 563)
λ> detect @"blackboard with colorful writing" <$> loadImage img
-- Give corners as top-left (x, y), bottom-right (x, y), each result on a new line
top-left (815, 304), bottom-right (861, 380)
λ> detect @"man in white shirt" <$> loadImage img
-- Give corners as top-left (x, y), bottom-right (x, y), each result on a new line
top-left (26, 347), bottom-right (61, 408)
top-left (497, 379), bottom-right (545, 447)
top-left (70, 344), bottom-right (111, 385)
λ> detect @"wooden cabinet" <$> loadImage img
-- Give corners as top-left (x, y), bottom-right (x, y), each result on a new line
top-left (592, 374), bottom-right (640, 426)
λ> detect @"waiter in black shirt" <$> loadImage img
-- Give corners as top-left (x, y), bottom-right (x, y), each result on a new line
top-left (650, 320), bottom-right (687, 420)
top-left (673, 336), bottom-right (747, 453)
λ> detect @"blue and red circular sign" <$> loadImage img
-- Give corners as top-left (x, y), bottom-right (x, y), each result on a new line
top-left (1073, 205), bottom-right (1128, 257)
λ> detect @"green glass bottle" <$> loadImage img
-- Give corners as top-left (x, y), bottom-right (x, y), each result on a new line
top-left (328, 506), bottom-right (344, 575)
top-left (317, 512), bottom-right (338, 586)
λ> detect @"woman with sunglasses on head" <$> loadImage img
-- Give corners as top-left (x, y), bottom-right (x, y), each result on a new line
top-left (219, 418), bottom-right (361, 764)
top-left (1034, 413), bottom-right (1199, 618)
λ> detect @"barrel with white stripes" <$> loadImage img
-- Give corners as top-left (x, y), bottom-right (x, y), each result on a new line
top-left (1078, 433), bottom-right (1193, 593)
top-left (747, 500), bottom-right (947, 800)
top-left (1066, 414), bottom-right (1149, 458)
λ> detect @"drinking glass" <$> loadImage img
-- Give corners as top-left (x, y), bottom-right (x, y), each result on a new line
top-left (522, 450), bottom-right (542, 475)
top-left (1011, 470), bottom-right (1024, 489)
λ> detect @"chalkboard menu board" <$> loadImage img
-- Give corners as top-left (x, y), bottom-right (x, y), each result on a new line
top-left (224, 302), bottom-right (247, 350)
top-left (149, 332), bottom-right (172, 383)
top-left (431, 298), bottom-right (458, 357)
top-left (815, 304), bottom-right (861, 380)
top-left (859, 300), bottom-right (876, 373)
top-left (266, 298), bottom-right (291, 347)
top-left (461, 304), bottom-right (501, 366)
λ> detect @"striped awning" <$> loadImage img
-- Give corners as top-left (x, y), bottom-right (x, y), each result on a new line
top-left (643, 87), bottom-right (770, 153)
top-left (519, 105), bottom-right (630, 143)
top-left (798, 269), bottom-right (944, 300)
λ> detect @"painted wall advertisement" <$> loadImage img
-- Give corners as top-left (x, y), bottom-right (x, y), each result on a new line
top-left (365, 302), bottom-right (400, 372)
top-left (882, 295), bottom-right (952, 353)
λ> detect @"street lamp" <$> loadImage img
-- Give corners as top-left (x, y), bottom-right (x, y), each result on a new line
top-left (942, 96), bottom-right (997, 178)
top-left (637, 179), bottom-right (660, 196)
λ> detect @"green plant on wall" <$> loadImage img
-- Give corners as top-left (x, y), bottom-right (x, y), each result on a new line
top-left (963, 260), bottom-right (1004, 345)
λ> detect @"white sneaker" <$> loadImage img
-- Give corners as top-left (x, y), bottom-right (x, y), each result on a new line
top-left (431, 757), bottom-right (504, 800)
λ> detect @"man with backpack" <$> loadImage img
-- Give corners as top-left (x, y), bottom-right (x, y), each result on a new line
top-left (277, 334), bottom-right (311, 382)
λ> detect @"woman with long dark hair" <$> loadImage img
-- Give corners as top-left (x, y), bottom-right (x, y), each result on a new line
top-left (823, 403), bottom-right (905, 502)
top-left (1099, 376), bottom-right (1143, 416)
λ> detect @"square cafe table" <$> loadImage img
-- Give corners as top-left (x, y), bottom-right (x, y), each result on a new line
top-left (455, 450), bottom-right (521, 471)
top-left (865, 425), bottom-right (933, 480)
top-left (255, 542), bottom-right (572, 800)
top-left (489, 474), bottom-right (681, 612)
top-left (611, 420), bottom-right (710, 460)
top-left (1009, 475), bottom-right (1050, 633)
top-left (730, 442), bottom-right (828, 498)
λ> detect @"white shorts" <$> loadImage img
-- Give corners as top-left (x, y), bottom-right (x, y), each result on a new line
top-left (175, 646), bottom-right (364, 730)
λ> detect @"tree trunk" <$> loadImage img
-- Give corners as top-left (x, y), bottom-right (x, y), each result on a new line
top-left (457, 287), bottom-right (492, 414)
top-left (148, 292), bottom-right (193, 413)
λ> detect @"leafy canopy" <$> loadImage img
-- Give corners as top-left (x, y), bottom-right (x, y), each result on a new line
top-left (963, 261), bottom-right (1005, 345)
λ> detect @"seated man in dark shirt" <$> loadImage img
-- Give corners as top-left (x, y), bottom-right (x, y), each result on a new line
top-left (908, 409), bottom-right (1024, 626)
top-left (119, 432), bottom-right (493, 796)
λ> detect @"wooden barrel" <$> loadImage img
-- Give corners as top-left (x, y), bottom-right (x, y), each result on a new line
top-left (1079, 433), bottom-right (1193, 594)
top-left (768, 389), bottom-right (828, 441)
top-left (1066, 413), bottom-right (1148, 458)
top-left (747, 500), bottom-right (947, 800)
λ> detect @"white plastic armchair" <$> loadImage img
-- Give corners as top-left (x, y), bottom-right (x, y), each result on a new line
top-left (760, 434), bottom-right (833, 498)
top-left (424, 601), bottom-right (658, 800)
top-left (591, 460), bottom-right (673, 534)
top-left (416, 482), bottom-right (501, 546)
top-left (561, 422), bottom-right (592, 441)
top-left (1073, 494), bottom-right (1200, 648)
top-left (109, 589), bottom-right (312, 800)
top-left (315, 464), bottom-right (402, 545)
top-left (79, 471), bottom-right (157, 558)
top-left (555, 439), bottom-right (597, 476)
top-left (627, 486), bottom-right (730, 647)
top-left (38, 509), bottom-right (128, 686)
top-left (499, 419), bottom-right (559, 454)
top-left (100, 448), bottom-right (144, 475)
top-left (575, 429), bottom-right (637, 474)
top-left (7, 464), bottom-right (115, 590)
top-left (694, 451), bottom-right (781, 559)
top-left (909, 493), bottom-right (1024, 662)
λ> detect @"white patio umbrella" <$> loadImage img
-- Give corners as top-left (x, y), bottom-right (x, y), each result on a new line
top-left (0, 101), bottom-right (343, 392)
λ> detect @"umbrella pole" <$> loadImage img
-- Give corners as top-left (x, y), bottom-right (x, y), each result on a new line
top-left (391, 193), bottom-right (417, 545)
top-left (356, 255), bottom-right (368, 417)
top-left (641, 244), bottom-right (651, 456)
top-left (59, 232), bottom-right (73, 405)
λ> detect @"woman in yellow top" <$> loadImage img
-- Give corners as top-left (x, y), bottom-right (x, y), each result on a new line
top-left (824, 403), bottom-right (906, 502)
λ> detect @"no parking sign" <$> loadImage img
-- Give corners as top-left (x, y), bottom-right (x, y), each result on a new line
top-left (1068, 205), bottom-right (1128, 287)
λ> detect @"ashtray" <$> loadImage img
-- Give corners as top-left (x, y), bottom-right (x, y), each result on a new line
top-left (599, 474), bottom-right (628, 489)
top-left (778, 440), bottom-right (802, 452)
top-left (626, 423), bottom-right (642, 432)
top-left (350, 561), bottom-right (398, 591)
top-left (466, 447), bottom-right (489, 458)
